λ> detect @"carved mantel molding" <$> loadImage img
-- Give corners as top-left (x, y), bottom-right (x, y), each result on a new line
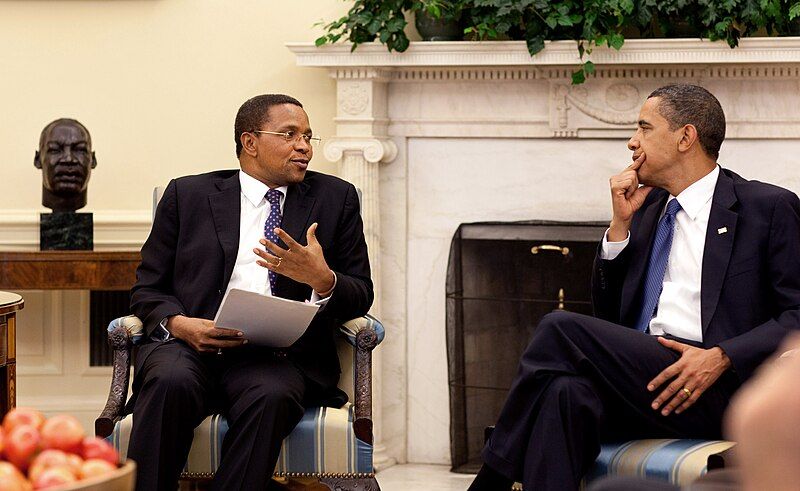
top-left (288, 38), bottom-right (800, 67)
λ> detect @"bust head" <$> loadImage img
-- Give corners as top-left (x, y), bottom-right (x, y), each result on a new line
top-left (34, 118), bottom-right (97, 212)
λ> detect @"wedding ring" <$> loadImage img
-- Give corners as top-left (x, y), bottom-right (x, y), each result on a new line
top-left (217, 348), bottom-right (223, 356)
top-left (275, 257), bottom-right (282, 267)
top-left (682, 387), bottom-right (692, 397)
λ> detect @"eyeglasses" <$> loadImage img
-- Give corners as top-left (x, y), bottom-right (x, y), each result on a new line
top-left (252, 130), bottom-right (321, 146)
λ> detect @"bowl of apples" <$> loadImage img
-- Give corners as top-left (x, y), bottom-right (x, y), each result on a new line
top-left (0, 408), bottom-right (135, 490)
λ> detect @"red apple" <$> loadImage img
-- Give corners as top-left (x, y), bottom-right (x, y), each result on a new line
top-left (78, 458), bottom-right (116, 479)
top-left (28, 449), bottom-right (69, 482)
top-left (4, 425), bottom-right (41, 471)
top-left (39, 415), bottom-right (84, 453)
top-left (32, 465), bottom-right (76, 489)
top-left (2, 408), bottom-right (45, 434)
top-left (0, 461), bottom-right (30, 491)
top-left (80, 436), bottom-right (119, 465)
top-left (65, 453), bottom-right (84, 475)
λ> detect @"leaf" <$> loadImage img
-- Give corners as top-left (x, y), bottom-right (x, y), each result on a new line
top-left (791, 3), bottom-right (800, 19)
top-left (526, 35), bottom-right (545, 55)
top-left (572, 68), bottom-right (586, 85)
top-left (610, 34), bottom-right (624, 50)
top-left (315, 36), bottom-right (328, 47)
top-left (584, 60), bottom-right (596, 74)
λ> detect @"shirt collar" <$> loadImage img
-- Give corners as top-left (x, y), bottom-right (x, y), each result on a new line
top-left (239, 171), bottom-right (288, 208)
top-left (672, 165), bottom-right (720, 221)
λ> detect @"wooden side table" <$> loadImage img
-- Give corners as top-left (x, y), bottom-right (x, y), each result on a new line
top-left (0, 291), bottom-right (23, 419)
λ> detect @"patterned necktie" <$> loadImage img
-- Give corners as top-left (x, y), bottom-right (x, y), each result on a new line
top-left (264, 188), bottom-right (284, 295)
top-left (634, 198), bottom-right (682, 332)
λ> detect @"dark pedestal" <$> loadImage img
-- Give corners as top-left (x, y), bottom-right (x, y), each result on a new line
top-left (40, 212), bottom-right (93, 250)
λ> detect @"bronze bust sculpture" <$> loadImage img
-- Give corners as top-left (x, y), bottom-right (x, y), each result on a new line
top-left (34, 118), bottom-right (97, 212)
top-left (35, 118), bottom-right (96, 250)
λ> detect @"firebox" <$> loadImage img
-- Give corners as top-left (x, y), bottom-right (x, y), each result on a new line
top-left (446, 220), bottom-right (607, 473)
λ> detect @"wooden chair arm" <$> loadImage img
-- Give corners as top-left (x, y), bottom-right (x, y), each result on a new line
top-left (352, 324), bottom-right (380, 445)
top-left (95, 325), bottom-right (134, 438)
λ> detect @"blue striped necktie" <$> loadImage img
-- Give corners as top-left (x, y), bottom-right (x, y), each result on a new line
top-left (264, 188), bottom-right (283, 294)
top-left (634, 198), bottom-right (682, 332)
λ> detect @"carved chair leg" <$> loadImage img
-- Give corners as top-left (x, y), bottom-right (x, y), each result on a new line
top-left (319, 477), bottom-right (381, 491)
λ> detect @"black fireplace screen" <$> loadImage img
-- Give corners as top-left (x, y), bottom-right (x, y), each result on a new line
top-left (446, 220), bottom-right (607, 473)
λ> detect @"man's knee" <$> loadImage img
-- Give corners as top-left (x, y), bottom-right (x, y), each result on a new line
top-left (538, 310), bottom-right (585, 333)
top-left (238, 380), bottom-right (304, 417)
top-left (138, 362), bottom-right (206, 406)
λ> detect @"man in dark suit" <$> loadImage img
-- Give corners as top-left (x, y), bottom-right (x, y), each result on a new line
top-left (468, 84), bottom-right (800, 491)
top-left (127, 94), bottom-right (373, 491)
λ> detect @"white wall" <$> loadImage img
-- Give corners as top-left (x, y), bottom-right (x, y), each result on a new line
top-left (0, 0), bottom-right (348, 216)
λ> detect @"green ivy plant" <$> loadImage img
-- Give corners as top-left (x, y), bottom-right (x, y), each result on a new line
top-left (316, 0), bottom-right (800, 84)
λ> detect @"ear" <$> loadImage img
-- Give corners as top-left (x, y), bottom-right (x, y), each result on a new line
top-left (91, 152), bottom-right (97, 169)
top-left (34, 150), bottom-right (42, 169)
top-left (240, 132), bottom-right (258, 158)
top-left (677, 124), bottom-right (698, 153)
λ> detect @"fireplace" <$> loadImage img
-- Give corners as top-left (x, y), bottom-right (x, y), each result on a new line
top-left (446, 220), bottom-right (606, 472)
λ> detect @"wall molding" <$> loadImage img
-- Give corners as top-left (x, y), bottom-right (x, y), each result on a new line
top-left (0, 209), bottom-right (151, 250)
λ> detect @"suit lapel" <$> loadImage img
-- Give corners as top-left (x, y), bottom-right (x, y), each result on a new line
top-left (620, 189), bottom-right (668, 323)
top-left (209, 173), bottom-right (241, 290)
top-left (275, 180), bottom-right (315, 298)
top-left (701, 170), bottom-right (738, 335)
top-left (280, 180), bottom-right (315, 247)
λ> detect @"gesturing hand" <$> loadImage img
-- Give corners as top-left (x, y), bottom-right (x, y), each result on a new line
top-left (254, 222), bottom-right (336, 294)
top-left (608, 154), bottom-right (653, 241)
top-left (648, 337), bottom-right (731, 416)
top-left (166, 315), bottom-right (246, 353)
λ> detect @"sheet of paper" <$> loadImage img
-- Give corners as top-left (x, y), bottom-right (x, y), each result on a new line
top-left (213, 289), bottom-right (320, 347)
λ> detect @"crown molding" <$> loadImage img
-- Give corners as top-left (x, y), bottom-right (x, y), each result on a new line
top-left (287, 38), bottom-right (800, 69)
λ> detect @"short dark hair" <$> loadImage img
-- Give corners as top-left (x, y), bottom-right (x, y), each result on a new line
top-left (234, 94), bottom-right (303, 157)
top-left (39, 118), bottom-right (91, 148)
top-left (647, 84), bottom-right (726, 159)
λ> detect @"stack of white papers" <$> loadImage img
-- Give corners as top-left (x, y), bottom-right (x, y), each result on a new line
top-left (213, 289), bottom-right (321, 347)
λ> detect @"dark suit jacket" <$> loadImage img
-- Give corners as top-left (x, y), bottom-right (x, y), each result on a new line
top-left (592, 167), bottom-right (800, 382)
top-left (130, 169), bottom-right (373, 391)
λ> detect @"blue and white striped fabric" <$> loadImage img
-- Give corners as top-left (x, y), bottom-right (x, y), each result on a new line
top-left (585, 439), bottom-right (736, 486)
top-left (111, 404), bottom-right (373, 476)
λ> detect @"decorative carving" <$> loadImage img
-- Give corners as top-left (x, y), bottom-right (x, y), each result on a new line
top-left (353, 327), bottom-right (378, 445)
top-left (558, 83), bottom-right (641, 125)
top-left (319, 477), bottom-right (381, 491)
top-left (95, 325), bottom-right (133, 437)
top-left (605, 83), bottom-right (640, 111)
top-left (340, 84), bottom-right (370, 115)
top-left (323, 139), bottom-right (398, 164)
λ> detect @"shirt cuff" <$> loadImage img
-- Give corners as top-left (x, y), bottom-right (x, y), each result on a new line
top-left (151, 316), bottom-right (176, 342)
top-left (311, 271), bottom-right (338, 303)
top-left (600, 229), bottom-right (630, 260)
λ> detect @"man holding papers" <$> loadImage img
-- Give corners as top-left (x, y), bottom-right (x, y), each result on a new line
top-left (127, 94), bottom-right (373, 491)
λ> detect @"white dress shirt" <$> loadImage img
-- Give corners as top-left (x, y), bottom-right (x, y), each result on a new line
top-left (601, 166), bottom-right (720, 342)
top-left (222, 171), bottom-right (288, 302)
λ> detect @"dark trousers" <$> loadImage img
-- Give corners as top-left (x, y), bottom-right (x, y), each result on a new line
top-left (482, 311), bottom-right (739, 491)
top-left (127, 341), bottom-right (316, 491)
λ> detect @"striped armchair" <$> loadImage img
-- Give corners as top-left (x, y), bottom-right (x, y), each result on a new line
top-left (585, 439), bottom-right (736, 487)
top-left (96, 314), bottom-right (385, 490)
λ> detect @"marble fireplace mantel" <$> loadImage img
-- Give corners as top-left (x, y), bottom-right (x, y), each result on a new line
top-left (288, 39), bottom-right (800, 466)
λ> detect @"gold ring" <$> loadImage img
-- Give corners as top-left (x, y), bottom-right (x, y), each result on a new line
top-left (682, 388), bottom-right (692, 397)
top-left (275, 257), bottom-right (282, 267)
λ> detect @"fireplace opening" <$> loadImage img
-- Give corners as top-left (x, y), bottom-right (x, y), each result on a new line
top-left (446, 220), bottom-right (607, 473)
